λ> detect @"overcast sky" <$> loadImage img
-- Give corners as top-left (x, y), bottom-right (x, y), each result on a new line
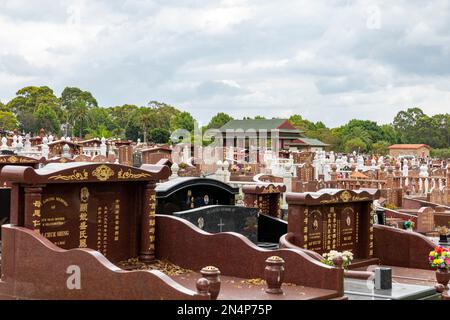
top-left (0, 0), bottom-right (449, 127)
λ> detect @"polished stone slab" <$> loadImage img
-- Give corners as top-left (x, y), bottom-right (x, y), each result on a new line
top-left (344, 278), bottom-right (439, 300)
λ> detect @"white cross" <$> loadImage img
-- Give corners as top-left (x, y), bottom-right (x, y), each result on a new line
top-left (218, 219), bottom-right (225, 232)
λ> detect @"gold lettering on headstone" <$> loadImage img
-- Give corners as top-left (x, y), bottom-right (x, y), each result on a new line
top-left (78, 187), bottom-right (89, 248)
top-left (114, 199), bottom-right (120, 241)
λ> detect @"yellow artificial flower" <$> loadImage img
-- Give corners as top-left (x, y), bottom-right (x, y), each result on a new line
top-left (430, 251), bottom-right (435, 256)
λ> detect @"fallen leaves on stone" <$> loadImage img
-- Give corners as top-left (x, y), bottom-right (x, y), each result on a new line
top-left (117, 257), bottom-right (192, 276)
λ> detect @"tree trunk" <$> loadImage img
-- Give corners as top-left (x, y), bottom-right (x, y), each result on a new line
top-left (143, 127), bottom-right (148, 144)
top-left (79, 121), bottom-right (83, 139)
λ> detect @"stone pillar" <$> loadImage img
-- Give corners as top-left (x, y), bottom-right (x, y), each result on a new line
top-left (119, 145), bottom-right (133, 166)
top-left (23, 185), bottom-right (44, 233)
top-left (139, 181), bottom-right (157, 263)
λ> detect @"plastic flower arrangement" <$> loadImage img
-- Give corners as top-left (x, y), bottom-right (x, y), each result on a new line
top-left (321, 250), bottom-right (354, 269)
top-left (230, 164), bottom-right (239, 172)
top-left (437, 226), bottom-right (450, 236)
top-left (404, 220), bottom-right (414, 230)
top-left (429, 246), bottom-right (450, 270)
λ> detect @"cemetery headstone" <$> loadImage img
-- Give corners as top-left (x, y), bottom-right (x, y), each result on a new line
top-left (1, 162), bottom-right (170, 263)
top-left (416, 207), bottom-right (435, 234)
top-left (286, 189), bottom-right (379, 258)
top-left (174, 205), bottom-right (258, 243)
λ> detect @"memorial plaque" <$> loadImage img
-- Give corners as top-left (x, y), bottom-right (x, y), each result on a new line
top-left (174, 205), bottom-right (258, 243)
top-left (416, 207), bottom-right (434, 234)
top-left (286, 189), bottom-right (379, 258)
top-left (2, 163), bottom-right (170, 263)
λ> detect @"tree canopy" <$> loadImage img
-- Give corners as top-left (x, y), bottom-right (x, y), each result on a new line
top-left (1, 86), bottom-right (448, 154)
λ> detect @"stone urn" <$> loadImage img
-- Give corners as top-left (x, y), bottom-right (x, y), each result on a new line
top-left (264, 256), bottom-right (285, 294)
top-left (436, 269), bottom-right (450, 289)
top-left (200, 266), bottom-right (221, 300)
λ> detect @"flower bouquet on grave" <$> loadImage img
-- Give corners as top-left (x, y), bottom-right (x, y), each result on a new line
top-left (437, 226), bottom-right (449, 243)
top-left (244, 165), bottom-right (252, 174)
top-left (429, 246), bottom-right (450, 288)
top-left (320, 250), bottom-right (354, 270)
top-left (403, 220), bottom-right (414, 231)
top-left (178, 162), bottom-right (187, 170)
top-left (230, 164), bottom-right (240, 173)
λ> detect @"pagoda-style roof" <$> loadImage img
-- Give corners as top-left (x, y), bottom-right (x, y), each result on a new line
top-left (285, 138), bottom-right (329, 147)
top-left (1, 162), bottom-right (170, 184)
top-left (220, 119), bottom-right (303, 133)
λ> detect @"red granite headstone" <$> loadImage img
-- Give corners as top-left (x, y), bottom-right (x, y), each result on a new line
top-left (1, 163), bottom-right (170, 263)
top-left (416, 207), bottom-right (435, 233)
top-left (286, 189), bottom-right (379, 259)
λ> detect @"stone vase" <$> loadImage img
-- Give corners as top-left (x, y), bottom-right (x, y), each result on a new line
top-left (200, 266), bottom-right (221, 300)
top-left (264, 256), bottom-right (285, 294)
top-left (436, 268), bottom-right (450, 289)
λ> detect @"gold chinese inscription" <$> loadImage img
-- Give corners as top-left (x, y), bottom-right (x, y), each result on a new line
top-left (49, 169), bottom-right (88, 181)
top-left (96, 205), bottom-right (109, 256)
top-left (303, 208), bottom-right (308, 249)
top-left (148, 193), bottom-right (156, 251)
top-left (103, 205), bottom-right (109, 256)
top-left (78, 187), bottom-right (89, 248)
top-left (118, 168), bottom-right (151, 180)
top-left (92, 165), bottom-right (115, 181)
top-left (96, 206), bottom-right (103, 252)
top-left (32, 200), bottom-right (41, 232)
top-left (114, 199), bottom-right (120, 241)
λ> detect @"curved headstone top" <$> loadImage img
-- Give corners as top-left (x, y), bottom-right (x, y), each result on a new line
top-left (286, 188), bottom-right (380, 205)
top-left (1, 162), bottom-right (170, 184)
top-left (242, 184), bottom-right (287, 194)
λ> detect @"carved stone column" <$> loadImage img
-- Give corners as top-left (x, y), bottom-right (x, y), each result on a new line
top-left (139, 181), bottom-right (157, 263)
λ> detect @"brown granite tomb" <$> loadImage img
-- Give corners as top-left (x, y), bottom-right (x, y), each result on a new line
top-left (286, 189), bottom-right (379, 259)
top-left (1, 162), bottom-right (170, 263)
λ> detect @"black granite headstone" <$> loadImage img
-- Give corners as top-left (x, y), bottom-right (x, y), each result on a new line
top-left (375, 267), bottom-right (392, 290)
top-left (174, 205), bottom-right (258, 243)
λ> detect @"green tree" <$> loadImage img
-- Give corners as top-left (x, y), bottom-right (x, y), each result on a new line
top-left (86, 124), bottom-right (112, 139)
top-left (207, 112), bottom-right (233, 129)
top-left (86, 107), bottom-right (117, 137)
top-left (148, 101), bottom-right (181, 131)
top-left (137, 107), bottom-right (155, 143)
top-left (170, 111), bottom-right (195, 132)
top-left (344, 137), bottom-right (367, 153)
top-left (0, 111), bottom-right (18, 131)
top-left (393, 107), bottom-right (426, 144)
top-left (108, 104), bottom-right (139, 138)
top-left (7, 86), bottom-right (62, 134)
top-left (149, 128), bottom-right (170, 143)
top-left (372, 141), bottom-right (391, 155)
top-left (0, 101), bottom-right (9, 112)
top-left (60, 87), bottom-right (97, 136)
top-left (33, 105), bottom-right (60, 134)
top-left (71, 100), bottom-right (91, 138)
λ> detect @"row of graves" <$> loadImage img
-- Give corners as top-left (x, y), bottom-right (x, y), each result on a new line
top-left (0, 142), bottom-right (448, 299)
top-left (0, 162), bottom-right (352, 300)
top-left (151, 160), bottom-right (449, 299)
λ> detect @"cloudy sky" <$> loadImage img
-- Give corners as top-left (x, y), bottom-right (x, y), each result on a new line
top-left (0, 0), bottom-right (449, 127)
